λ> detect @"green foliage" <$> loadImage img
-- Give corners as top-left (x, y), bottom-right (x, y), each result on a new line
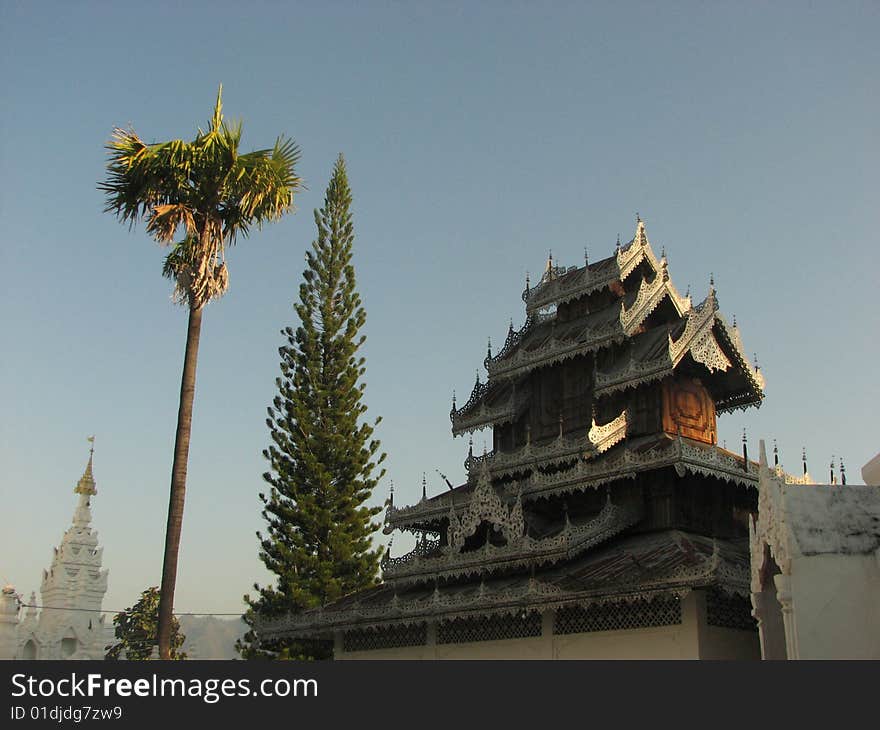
top-left (238, 155), bottom-right (385, 660)
top-left (105, 587), bottom-right (187, 660)
top-left (99, 84), bottom-right (302, 309)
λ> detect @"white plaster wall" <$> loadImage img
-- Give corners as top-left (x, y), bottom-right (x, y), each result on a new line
top-left (700, 627), bottom-right (761, 660)
top-left (790, 553), bottom-right (880, 659)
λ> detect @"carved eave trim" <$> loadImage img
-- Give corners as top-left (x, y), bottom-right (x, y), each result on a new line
top-left (386, 438), bottom-right (762, 533)
top-left (256, 544), bottom-right (748, 639)
top-left (713, 314), bottom-right (765, 407)
top-left (594, 292), bottom-right (757, 403)
top-left (464, 410), bottom-right (627, 479)
top-left (489, 282), bottom-right (690, 384)
top-left (451, 387), bottom-right (528, 436)
top-left (381, 496), bottom-right (642, 586)
top-left (523, 221), bottom-right (662, 315)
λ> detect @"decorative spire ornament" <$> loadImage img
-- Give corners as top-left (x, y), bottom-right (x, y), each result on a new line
top-left (830, 456), bottom-right (836, 485)
top-left (773, 439), bottom-right (779, 467)
top-left (802, 447), bottom-right (808, 477)
top-left (388, 479), bottom-right (394, 507)
top-left (616, 234), bottom-right (621, 253)
top-left (422, 472), bottom-right (427, 500)
top-left (840, 458), bottom-right (847, 485)
top-left (742, 428), bottom-right (749, 472)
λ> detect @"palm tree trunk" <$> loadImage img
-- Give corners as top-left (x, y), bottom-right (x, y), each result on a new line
top-left (157, 303), bottom-right (203, 659)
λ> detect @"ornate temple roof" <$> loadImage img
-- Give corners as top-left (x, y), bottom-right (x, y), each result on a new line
top-left (387, 433), bottom-right (762, 534)
top-left (256, 530), bottom-right (750, 639)
top-left (451, 220), bottom-right (764, 435)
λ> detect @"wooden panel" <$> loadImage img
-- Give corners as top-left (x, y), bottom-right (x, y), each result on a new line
top-left (662, 377), bottom-right (717, 445)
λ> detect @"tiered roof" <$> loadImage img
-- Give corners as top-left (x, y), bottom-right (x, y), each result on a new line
top-left (258, 218), bottom-right (771, 645)
top-left (452, 220), bottom-right (763, 437)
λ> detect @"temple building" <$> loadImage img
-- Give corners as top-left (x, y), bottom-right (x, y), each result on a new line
top-left (0, 443), bottom-right (111, 660)
top-left (260, 218), bottom-right (781, 659)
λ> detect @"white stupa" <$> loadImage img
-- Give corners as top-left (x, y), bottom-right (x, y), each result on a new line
top-left (3, 440), bottom-right (112, 659)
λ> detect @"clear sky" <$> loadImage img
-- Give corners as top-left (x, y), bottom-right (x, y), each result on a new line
top-left (1, 1), bottom-right (877, 617)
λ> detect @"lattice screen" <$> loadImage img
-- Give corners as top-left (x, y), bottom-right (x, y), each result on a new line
top-left (705, 591), bottom-right (757, 631)
top-left (437, 612), bottom-right (542, 645)
top-left (343, 623), bottom-right (427, 652)
top-left (554, 596), bottom-right (682, 635)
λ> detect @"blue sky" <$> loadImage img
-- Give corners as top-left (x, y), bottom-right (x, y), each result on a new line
top-left (1, 1), bottom-right (877, 616)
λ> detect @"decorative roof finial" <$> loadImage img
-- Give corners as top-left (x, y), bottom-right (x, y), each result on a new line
top-left (802, 447), bottom-right (808, 477)
top-left (468, 435), bottom-right (474, 459)
top-left (74, 436), bottom-right (97, 496)
top-left (509, 318), bottom-right (514, 334)
top-left (584, 246), bottom-right (589, 268)
top-left (709, 272), bottom-right (715, 295)
top-left (616, 234), bottom-right (621, 253)
top-left (636, 212), bottom-right (641, 223)
top-left (830, 456), bottom-right (836, 485)
top-left (389, 479), bottom-right (394, 507)
top-left (742, 428), bottom-right (749, 472)
top-left (754, 353), bottom-right (760, 372)
top-left (451, 389), bottom-right (456, 411)
top-left (732, 313), bottom-right (738, 328)
top-left (840, 457), bottom-right (847, 485)
top-left (487, 337), bottom-right (492, 361)
top-left (422, 473), bottom-right (427, 500)
top-left (475, 369), bottom-right (480, 386)
top-left (773, 439), bottom-right (779, 467)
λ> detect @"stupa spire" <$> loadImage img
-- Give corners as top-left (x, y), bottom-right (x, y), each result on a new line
top-left (74, 436), bottom-right (97, 496)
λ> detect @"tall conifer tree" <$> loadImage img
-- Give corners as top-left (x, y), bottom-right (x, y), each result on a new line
top-left (238, 155), bottom-right (384, 659)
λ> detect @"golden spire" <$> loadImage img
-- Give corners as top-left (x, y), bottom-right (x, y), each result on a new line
top-left (74, 436), bottom-right (97, 496)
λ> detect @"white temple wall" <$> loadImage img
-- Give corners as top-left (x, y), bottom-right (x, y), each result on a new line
top-left (335, 592), bottom-right (760, 660)
top-left (788, 552), bottom-right (880, 659)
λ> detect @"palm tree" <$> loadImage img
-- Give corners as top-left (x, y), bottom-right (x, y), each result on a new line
top-left (100, 86), bottom-right (302, 659)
